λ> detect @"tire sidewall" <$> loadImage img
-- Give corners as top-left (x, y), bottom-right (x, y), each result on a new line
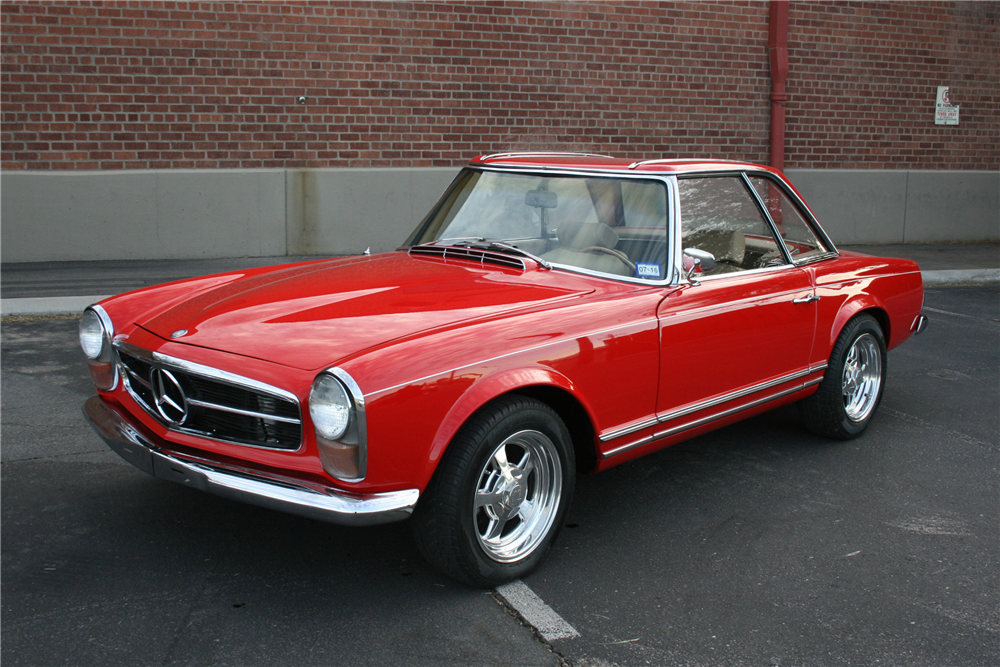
top-left (454, 400), bottom-right (575, 586)
top-left (832, 317), bottom-right (887, 437)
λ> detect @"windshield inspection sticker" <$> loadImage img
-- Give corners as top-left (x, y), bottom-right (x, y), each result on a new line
top-left (636, 262), bottom-right (662, 279)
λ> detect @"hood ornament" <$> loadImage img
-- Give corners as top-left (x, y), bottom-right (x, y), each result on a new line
top-left (170, 329), bottom-right (188, 339)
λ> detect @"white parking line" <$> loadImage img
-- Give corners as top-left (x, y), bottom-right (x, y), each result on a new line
top-left (495, 579), bottom-right (580, 642)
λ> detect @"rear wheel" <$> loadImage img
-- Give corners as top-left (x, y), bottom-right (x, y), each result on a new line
top-left (801, 314), bottom-right (887, 440)
top-left (412, 395), bottom-right (575, 587)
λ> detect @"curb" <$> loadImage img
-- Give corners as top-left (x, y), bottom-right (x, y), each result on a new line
top-left (1, 295), bottom-right (111, 317)
top-left (2, 270), bottom-right (997, 317)
top-left (921, 269), bottom-right (999, 286)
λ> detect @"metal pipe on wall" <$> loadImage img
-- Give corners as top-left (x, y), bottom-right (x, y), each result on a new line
top-left (769, 0), bottom-right (789, 171)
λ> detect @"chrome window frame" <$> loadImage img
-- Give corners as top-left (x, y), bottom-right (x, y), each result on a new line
top-left (407, 165), bottom-right (680, 287)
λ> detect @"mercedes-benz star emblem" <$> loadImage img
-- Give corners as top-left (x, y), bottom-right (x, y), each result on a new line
top-left (151, 368), bottom-right (188, 425)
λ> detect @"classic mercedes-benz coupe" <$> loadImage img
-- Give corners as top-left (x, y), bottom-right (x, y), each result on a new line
top-left (83, 153), bottom-right (927, 586)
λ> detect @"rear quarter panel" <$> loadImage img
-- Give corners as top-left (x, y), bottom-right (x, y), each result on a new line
top-left (807, 252), bottom-right (924, 365)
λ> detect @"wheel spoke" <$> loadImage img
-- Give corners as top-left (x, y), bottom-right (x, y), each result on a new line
top-left (475, 488), bottom-right (504, 511)
top-left (492, 446), bottom-right (515, 482)
top-left (512, 498), bottom-right (533, 522)
top-left (483, 514), bottom-right (508, 542)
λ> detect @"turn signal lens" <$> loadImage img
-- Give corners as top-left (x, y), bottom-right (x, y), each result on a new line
top-left (317, 437), bottom-right (361, 481)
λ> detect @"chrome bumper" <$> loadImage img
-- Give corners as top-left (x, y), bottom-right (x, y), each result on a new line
top-left (84, 395), bottom-right (419, 527)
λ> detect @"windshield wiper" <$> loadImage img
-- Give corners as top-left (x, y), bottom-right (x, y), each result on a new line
top-left (438, 238), bottom-right (552, 270)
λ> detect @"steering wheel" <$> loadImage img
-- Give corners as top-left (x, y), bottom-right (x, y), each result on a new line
top-left (581, 246), bottom-right (636, 273)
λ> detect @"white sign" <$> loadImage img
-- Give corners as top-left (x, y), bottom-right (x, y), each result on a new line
top-left (935, 86), bottom-right (959, 125)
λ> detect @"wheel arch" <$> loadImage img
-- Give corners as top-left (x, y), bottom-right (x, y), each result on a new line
top-left (426, 368), bottom-right (601, 483)
top-left (512, 385), bottom-right (599, 474)
top-left (828, 299), bottom-right (890, 352)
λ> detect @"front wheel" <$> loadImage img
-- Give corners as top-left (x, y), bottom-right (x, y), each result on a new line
top-left (412, 395), bottom-right (575, 587)
top-left (801, 313), bottom-right (887, 440)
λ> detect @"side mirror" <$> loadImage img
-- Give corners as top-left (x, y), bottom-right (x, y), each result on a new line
top-left (683, 247), bottom-right (716, 284)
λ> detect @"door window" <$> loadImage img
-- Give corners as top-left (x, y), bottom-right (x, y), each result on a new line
top-left (677, 176), bottom-right (787, 275)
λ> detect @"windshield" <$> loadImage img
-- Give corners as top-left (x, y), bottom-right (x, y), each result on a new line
top-left (407, 169), bottom-right (670, 281)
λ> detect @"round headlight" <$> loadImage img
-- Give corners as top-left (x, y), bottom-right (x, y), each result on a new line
top-left (79, 309), bottom-right (108, 360)
top-left (309, 373), bottom-right (352, 441)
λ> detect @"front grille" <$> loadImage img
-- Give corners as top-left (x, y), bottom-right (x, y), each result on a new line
top-left (117, 345), bottom-right (302, 450)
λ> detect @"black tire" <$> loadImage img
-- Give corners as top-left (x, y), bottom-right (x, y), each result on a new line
top-left (800, 313), bottom-right (887, 440)
top-left (411, 395), bottom-right (575, 588)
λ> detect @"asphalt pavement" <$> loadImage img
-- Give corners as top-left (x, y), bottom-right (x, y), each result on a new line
top-left (2, 274), bottom-right (998, 664)
top-left (1, 243), bottom-right (998, 316)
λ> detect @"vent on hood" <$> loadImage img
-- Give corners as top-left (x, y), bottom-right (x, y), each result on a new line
top-left (408, 244), bottom-right (526, 271)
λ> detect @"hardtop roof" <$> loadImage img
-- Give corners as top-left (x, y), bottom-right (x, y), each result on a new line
top-left (471, 152), bottom-right (781, 176)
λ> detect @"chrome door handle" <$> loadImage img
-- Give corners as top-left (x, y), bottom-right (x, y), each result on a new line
top-left (792, 294), bottom-right (821, 304)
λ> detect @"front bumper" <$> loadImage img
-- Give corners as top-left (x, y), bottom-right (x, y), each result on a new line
top-left (84, 395), bottom-right (419, 527)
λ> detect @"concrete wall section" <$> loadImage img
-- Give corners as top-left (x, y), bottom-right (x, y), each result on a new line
top-left (2, 168), bottom-right (997, 263)
top-left (786, 169), bottom-right (999, 245)
top-left (285, 168), bottom-right (458, 256)
top-left (1, 170), bottom-right (287, 263)
top-left (903, 171), bottom-right (1000, 243)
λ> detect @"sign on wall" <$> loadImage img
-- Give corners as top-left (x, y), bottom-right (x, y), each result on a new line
top-left (935, 86), bottom-right (960, 126)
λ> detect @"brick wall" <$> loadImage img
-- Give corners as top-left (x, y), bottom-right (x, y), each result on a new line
top-left (786, 2), bottom-right (998, 168)
top-left (2, 1), bottom-right (996, 171)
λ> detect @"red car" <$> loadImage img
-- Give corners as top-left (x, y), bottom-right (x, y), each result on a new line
top-left (82, 153), bottom-right (927, 586)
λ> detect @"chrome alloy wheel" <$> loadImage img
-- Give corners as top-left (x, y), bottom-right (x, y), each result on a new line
top-left (473, 429), bottom-right (562, 563)
top-left (842, 332), bottom-right (883, 423)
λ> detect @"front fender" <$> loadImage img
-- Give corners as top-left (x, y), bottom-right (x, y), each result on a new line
top-left (426, 366), bottom-right (593, 475)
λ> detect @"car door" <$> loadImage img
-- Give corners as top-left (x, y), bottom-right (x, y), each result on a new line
top-left (655, 174), bottom-right (820, 436)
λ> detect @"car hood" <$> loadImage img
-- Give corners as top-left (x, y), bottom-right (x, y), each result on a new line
top-left (139, 252), bottom-right (592, 371)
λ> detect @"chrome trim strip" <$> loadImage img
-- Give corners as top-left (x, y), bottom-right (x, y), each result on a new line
top-left (604, 382), bottom-right (813, 459)
top-left (186, 399), bottom-right (302, 425)
top-left (598, 364), bottom-right (828, 443)
top-left (599, 417), bottom-right (661, 443)
top-left (652, 383), bottom-right (811, 440)
top-left (123, 365), bottom-right (152, 389)
top-left (629, 158), bottom-right (753, 170)
top-left (115, 341), bottom-right (299, 405)
top-left (84, 396), bottom-right (418, 527)
top-left (657, 368), bottom-right (814, 423)
top-left (480, 151), bottom-right (615, 162)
